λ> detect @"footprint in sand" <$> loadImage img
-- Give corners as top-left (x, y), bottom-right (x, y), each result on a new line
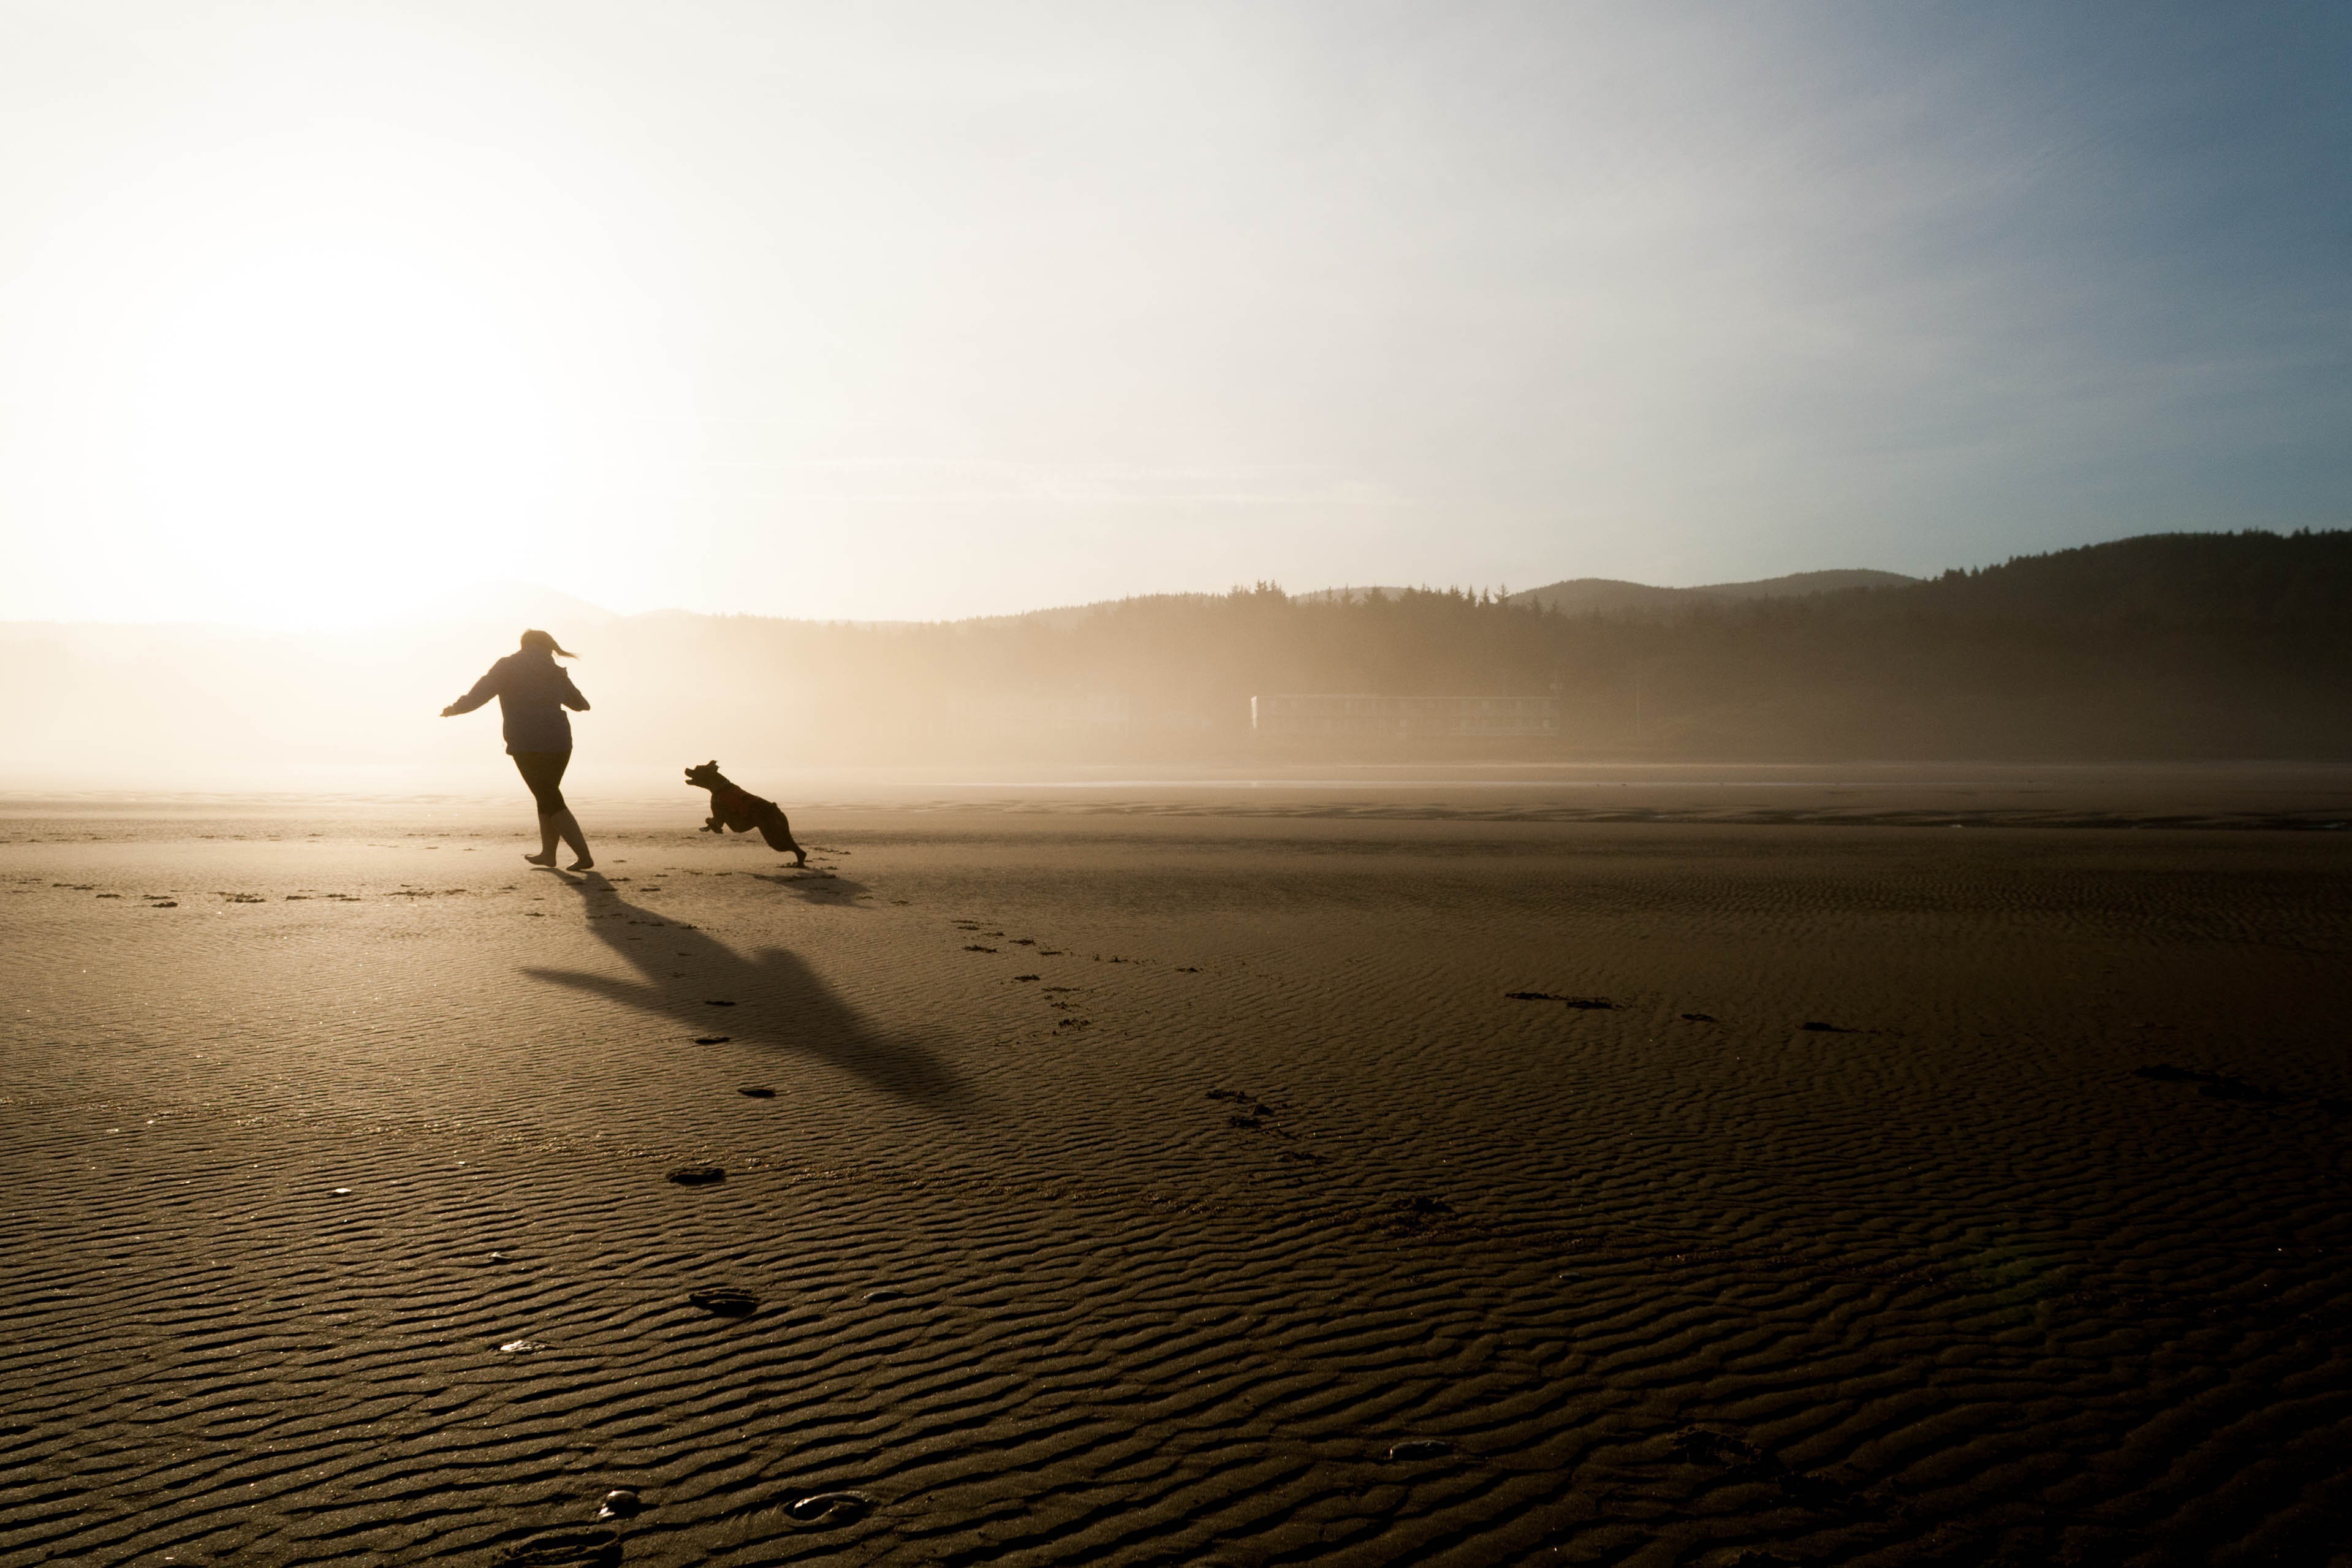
top-left (2134, 1064), bottom-right (2292, 1104)
top-left (1210, 1088), bottom-right (1304, 1140)
top-left (1671, 1426), bottom-right (1761, 1466)
top-left (704, 999), bottom-right (736, 1007)
top-left (738, 1086), bottom-right (776, 1099)
top-left (1680, 1012), bottom-right (1718, 1023)
top-left (786, 1491), bottom-right (874, 1526)
top-left (1386, 1195), bottom-right (1455, 1233)
top-left (667, 1165), bottom-right (726, 1186)
top-left (688, 1287), bottom-right (759, 1317)
top-left (489, 1528), bottom-right (621, 1567)
top-left (694, 1035), bottom-right (732, 1045)
top-left (1798, 1020), bottom-right (1856, 1033)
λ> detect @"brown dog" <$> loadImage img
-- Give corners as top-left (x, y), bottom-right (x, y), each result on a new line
top-left (684, 760), bottom-right (807, 866)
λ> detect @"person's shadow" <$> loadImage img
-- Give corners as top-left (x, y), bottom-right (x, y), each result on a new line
top-left (522, 874), bottom-right (968, 1107)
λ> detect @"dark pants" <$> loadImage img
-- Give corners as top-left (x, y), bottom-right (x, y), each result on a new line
top-left (512, 750), bottom-right (571, 816)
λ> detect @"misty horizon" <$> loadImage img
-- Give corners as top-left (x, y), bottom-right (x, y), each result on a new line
top-left (7, 530), bottom-right (2346, 795)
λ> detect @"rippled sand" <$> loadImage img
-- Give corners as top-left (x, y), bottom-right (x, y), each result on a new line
top-left (4, 788), bottom-right (2349, 1565)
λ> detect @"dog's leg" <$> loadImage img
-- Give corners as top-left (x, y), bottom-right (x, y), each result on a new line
top-left (770, 809), bottom-right (808, 867)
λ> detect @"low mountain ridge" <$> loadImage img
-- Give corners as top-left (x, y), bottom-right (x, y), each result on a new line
top-left (4, 530), bottom-right (2346, 776)
top-left (1508, 568), bottom-right (1915, 617)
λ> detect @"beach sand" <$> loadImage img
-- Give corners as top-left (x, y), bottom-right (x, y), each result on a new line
top-left (4, 776), bottom-right (2350, 1565)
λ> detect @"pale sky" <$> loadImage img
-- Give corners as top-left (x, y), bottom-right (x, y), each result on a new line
top-left (1, 1), bottom-right (2343, 627)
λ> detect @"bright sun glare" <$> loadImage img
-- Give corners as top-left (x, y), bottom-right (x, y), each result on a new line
top-left (127, 241), bottom-right (559, 629)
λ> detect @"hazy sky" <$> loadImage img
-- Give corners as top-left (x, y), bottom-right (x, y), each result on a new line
top-left (1, 1), bottom-right (2343, 627)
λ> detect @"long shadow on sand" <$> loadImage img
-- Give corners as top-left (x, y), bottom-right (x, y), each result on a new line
top-left (522, 874), bottom-right (969, 1107)
top-left (748, 869), bottom-right (872, 907)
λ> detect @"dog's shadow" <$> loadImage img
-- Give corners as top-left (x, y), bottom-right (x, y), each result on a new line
top-left (523, 874), bottom-right (967, 1107)
top-left (748, 869), bottom-right (870, 907)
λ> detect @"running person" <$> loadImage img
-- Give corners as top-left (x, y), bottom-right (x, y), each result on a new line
top-left (442, 629), bottom-right (595, 871)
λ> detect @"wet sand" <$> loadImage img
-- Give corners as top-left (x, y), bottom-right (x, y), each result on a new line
top-left (4, 783), bottom-right (2350, 1565)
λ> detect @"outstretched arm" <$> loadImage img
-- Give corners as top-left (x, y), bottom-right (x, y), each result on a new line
top-left (441, 667), bottom-right (500, 718)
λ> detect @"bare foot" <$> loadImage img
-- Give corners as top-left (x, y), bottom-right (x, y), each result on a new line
top-left (524, 852), bottom-right (558, 867)
top-left (567, 856), bottom-right (594, 872)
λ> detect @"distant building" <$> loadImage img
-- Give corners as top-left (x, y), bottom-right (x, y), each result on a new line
top-left (1250, 694), bottom-right (1557, 737)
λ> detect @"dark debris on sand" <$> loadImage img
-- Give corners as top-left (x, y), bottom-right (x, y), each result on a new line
top-left (2134, 1063), bottom-right (2334, 1110)
top-left (1505, 991), bottom-right (1617, 1009)
top-left (688, 1287), bottom-right (759, 1317)
top-left (667, 1165), bottom-right (726, 1187)
top-left (784, 1491), bottom-right (874, 1527)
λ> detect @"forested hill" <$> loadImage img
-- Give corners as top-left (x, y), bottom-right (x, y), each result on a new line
top-left (1868, 529), bottom-right (2352, 627)
top-left (620, 528), bottom-right (2352, 762)
top-left (6, 529), bottom-right (2349, 774)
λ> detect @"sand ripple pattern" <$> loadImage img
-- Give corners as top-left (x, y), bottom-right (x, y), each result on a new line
top-left (3, 812), bottom-right (2350, 1564)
